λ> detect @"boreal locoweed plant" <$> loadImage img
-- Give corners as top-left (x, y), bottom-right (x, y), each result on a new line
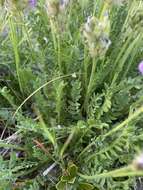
top-left (0, 0), bottom-right (143, 189)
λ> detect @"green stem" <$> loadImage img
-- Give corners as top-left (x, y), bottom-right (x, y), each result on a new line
top-left (121, 1), bottom-right (138, 33)
top-left (33, 106), bottom-right (56, 147)
top-left (84, 58), bottom-right (97, 111)
top-left (20, 12), bottom-right (36, 61)
top-left (83, 46), bottom-right (88, 91)
top-left (50, 19), bottom-right (62, 73)
top-left (99, 1), bottom-right (109, 20)
top-left (77, 140), bottom-right (94, 159)
top-left (13, 73), bottom-right (81, 118)
top-left (88, 58), bottom-right (97, 95)
top-left (57, 33), bottom-right (62, 74)
top-left (50, 18), bottom-right (57, 51)
top-left (78, 165), bottom-right (143, 180)
top-left (9, 17), bottom-right (23, 94)
top-left (111, 34), bottom-right (140, 85)
top-left (60, 128), bottom-right (76, 158)
top-left (111, 34), bottom-right (132, 85)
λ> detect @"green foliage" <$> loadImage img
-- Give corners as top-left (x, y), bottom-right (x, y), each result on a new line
top-left (0, 0), bottom-right (143, 190)
top-left (55, 80), bottom-right (66, 123)
top-left (56, 163), bottom-right (94, 190)
top-left (56, 163), bottom-right (78, 190)
top-left (68, 79), bottom-right (82, 121)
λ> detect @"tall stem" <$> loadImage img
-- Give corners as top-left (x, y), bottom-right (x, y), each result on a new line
top-left (84, 57), bottom-right (97, 112)
top-left (50, 18), bottom-right (57, 51)
top-left (50, 19), bottom-right (62, 74)
top-left (57, 33), bottom-right (62, 74)
top-left (83, 46), bottom-right (88, 91)
top-left (9, 17), bottom-right (23, 94)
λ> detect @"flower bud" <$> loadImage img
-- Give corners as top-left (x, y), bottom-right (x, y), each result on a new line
top-left (45, 0), bottom-right (70, 18)
top-left (138, 61), bottom-right (143, 75)
top-left (83, 14), bottom-right (111, 58)
top-left (45, 0), bottom-right (60, 17)
top-left (29, 0), bottom-right (37, 8)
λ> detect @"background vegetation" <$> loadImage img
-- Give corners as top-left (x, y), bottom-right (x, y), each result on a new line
top-left (0, 0), bottom-right (143, 189)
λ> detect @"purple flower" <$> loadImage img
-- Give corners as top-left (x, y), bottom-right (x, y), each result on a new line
top-left (133, 153), bottom-right (143, 170)
top-left (138, 61), bottom-right (143, 75)
top-left (29, 0), bottom-right (37, 8)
